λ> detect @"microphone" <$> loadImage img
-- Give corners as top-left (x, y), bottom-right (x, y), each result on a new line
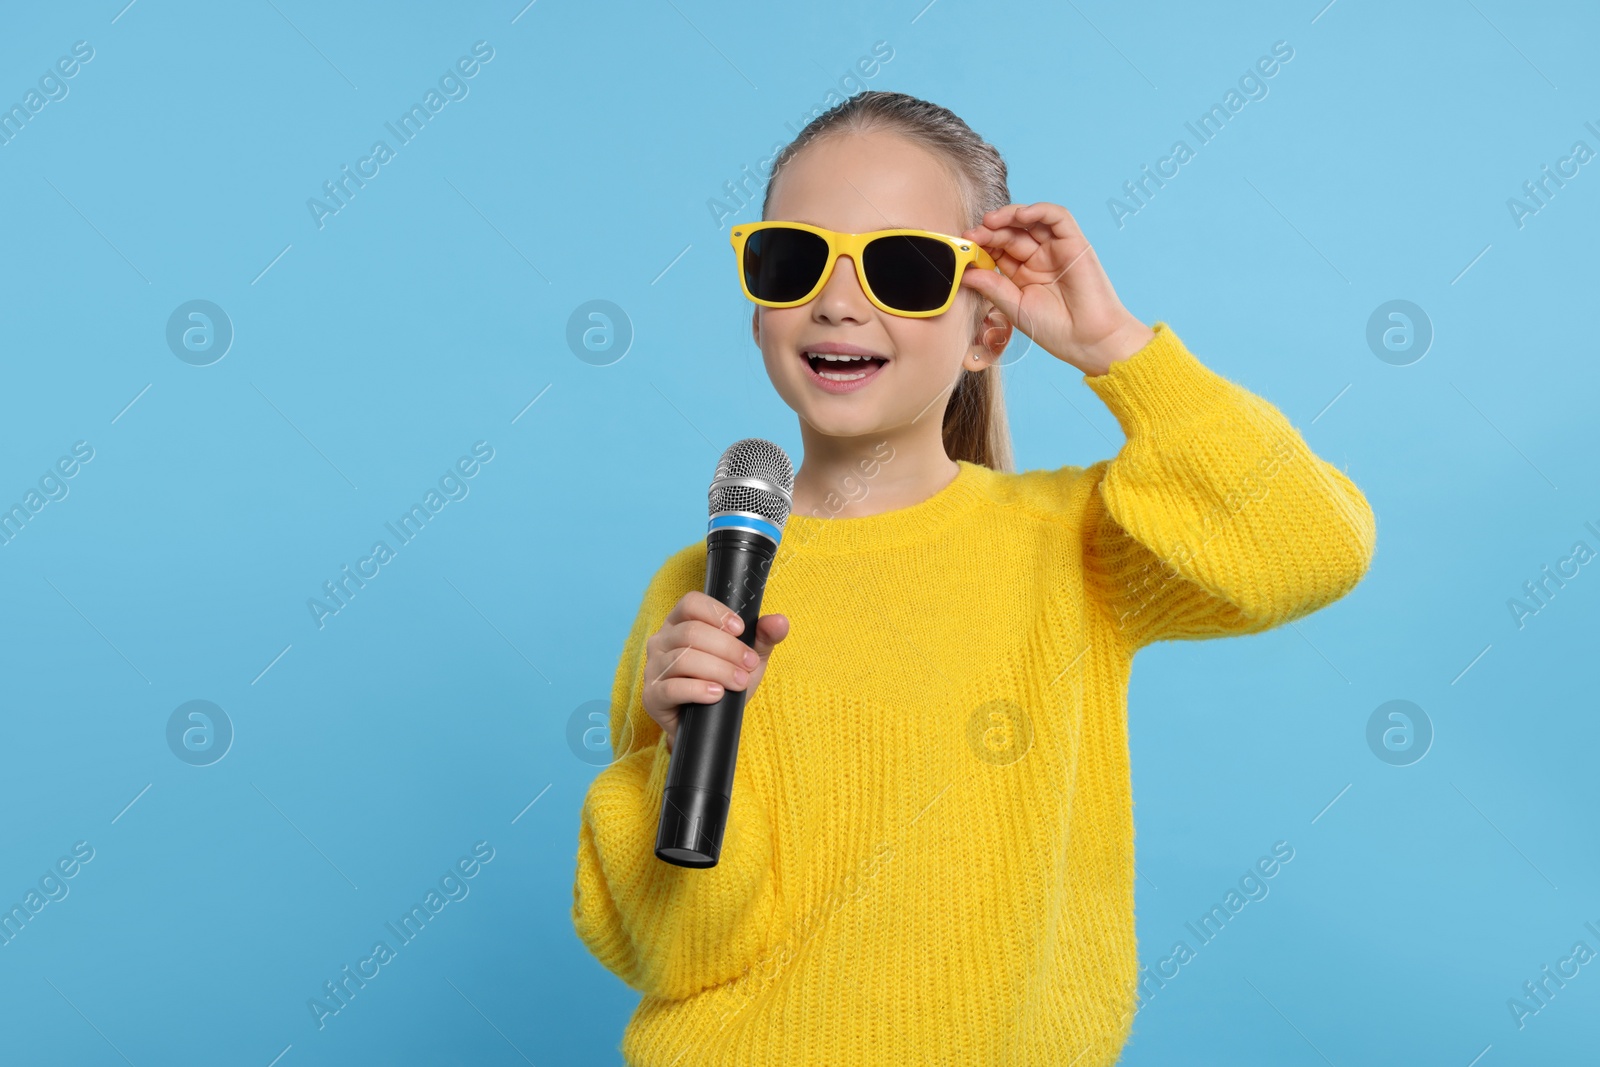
top-left (655, 438), bottom-right (794, 869)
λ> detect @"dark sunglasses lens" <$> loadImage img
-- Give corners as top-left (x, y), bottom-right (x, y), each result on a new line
top-left (863, 235), bottom-right (956, 312)
top-left (744, 227), bottom-right (831, 303)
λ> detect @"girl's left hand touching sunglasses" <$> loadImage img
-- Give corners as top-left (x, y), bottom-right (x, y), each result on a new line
top-left (959, 201), bottom-right (1154, 377)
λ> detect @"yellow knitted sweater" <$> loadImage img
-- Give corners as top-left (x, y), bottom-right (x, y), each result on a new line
top-left (571, 322), bottom-right (1376, 1066)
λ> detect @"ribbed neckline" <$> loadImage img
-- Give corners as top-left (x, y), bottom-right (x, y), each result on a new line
top-left (779, 459), bottom-right (992, 555)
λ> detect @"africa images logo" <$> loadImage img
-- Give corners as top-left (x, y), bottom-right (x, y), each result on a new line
top-left (307, 441), bottom-right (494, 629)
top-left (306, 41), bottom-right (496, 230)
top-left (307, 841), bottom-right (495, 1030)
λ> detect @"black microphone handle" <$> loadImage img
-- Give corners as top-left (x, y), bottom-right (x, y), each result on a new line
top-left (654, 526), bottom-right (777, 868)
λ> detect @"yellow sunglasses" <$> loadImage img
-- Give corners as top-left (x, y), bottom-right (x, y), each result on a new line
top-left (729, 220), bottom-right (997, 318)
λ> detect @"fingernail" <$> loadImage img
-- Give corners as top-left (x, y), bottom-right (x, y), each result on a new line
top-left (725, 615), bottom-right (744, 634)
top-left (732, 668), bottom-right (749, 686)
top-left (708, 683), bottom-right (723, 695)
top-left (743, 650), bottom-right (759, 669)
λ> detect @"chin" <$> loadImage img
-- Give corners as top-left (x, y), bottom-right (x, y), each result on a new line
top-left (800, 407), bottom-right (895, 440)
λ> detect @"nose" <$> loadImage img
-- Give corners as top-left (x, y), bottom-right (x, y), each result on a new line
top-left (811, 253), bottom-right (872, 324)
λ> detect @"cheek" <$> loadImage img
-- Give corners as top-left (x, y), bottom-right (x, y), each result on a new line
top-left (887, 318), bottom-right (964, 371)
top-left (760, 346), bottom-right (790, 382)
top-left (756, 306), bottom-right (806, 353)
top-left (756, 313), bottom-right (807, 389)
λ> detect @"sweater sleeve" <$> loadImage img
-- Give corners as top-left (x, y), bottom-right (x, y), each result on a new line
top-left (571, 548), bottom-right (780, 1000)
top-left (1074, 322), bottom-right (1377, 652)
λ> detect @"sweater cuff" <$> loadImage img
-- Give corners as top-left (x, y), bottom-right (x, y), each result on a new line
top-left (1081, 321), bottom-right (1239, 442)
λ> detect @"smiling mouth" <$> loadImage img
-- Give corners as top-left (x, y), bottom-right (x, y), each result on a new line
top-left (802, 352), bottom-right (889, 382)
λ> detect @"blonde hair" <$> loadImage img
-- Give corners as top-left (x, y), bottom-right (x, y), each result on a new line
top-left (761, 90), bottom-right (1015, 473)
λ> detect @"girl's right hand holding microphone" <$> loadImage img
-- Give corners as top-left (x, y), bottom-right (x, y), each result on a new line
top-left (643, 590), bottom-right (789, 753)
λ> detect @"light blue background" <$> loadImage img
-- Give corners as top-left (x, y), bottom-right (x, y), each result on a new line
top-left (1, 1), bottom-right (1595, 1064)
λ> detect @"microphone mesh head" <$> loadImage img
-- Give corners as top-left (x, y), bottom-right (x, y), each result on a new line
top-left (708, 438), bottom-right (795, 528)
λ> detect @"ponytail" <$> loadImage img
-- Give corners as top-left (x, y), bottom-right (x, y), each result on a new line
top-left (943, 350), bottom-right (1014, 472)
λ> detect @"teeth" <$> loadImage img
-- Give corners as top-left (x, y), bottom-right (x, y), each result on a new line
top-left (804, 350), bottom-right (882, 383)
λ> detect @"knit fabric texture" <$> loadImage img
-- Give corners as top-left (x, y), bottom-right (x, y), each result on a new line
top-left (571, 322), bottom-right (1377, 1066)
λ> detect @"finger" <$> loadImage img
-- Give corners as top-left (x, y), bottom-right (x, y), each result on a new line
top-left (651, 645), bottom-right (751, 691)
top-left (967, 232), bottom-right (1026, 267)
top-left (652, 675), bottom-right (726, 710)
top-left (998, 249), bottom-right (1033, 277)
top-left (1007, 201), bottom-right (1085, 243)
top-left (958, 266), bottom-right (1026, 329)
top-left (972, 227), bottom-right (1083, 287)
top-left (969, 209), bottom-right (1085, 274)
top-left (964, 221), bottom-right (1040, 255)
top-left (970, 218), bottom-right (1087, 281)
top-left (666, 590), bottom-right (745, 635)
top-left (969, 202), bottom-right (1067, 240)
top-left (972, 224), bottom-right (1046, 266)
top-left (649, 705), bottom-right (678, 748)
top-left (678, 590), bottom-right (745, 634)
top-left (750, 613), bottom-right (790, 659)
top-left (661, 617), bottom-right (760, 669)
top-left (967, 202), bottom-right (1028, 234)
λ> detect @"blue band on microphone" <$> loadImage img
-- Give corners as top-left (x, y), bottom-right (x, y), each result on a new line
top-left (708, 513), bottom-right (781, 544)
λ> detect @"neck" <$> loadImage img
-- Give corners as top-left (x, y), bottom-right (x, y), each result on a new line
top-left (790, 412), bottom-right (960, 520)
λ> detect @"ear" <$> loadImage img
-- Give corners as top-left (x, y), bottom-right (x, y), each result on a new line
top-left (967, 303), bottom-right (1014, 370)
top-left (750, 306), bottom-right (760, 349)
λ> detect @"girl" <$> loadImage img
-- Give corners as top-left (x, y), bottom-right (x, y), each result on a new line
top-left (572, 91), bottom-right (1375, 1066)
